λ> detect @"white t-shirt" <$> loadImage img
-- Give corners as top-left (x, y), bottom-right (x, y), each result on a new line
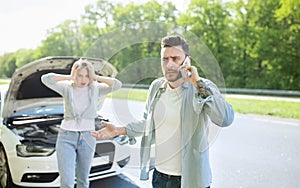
top-left (153, 84), bottom-right (183, 176)
top-left (61, 87), bottom-right (95, 131)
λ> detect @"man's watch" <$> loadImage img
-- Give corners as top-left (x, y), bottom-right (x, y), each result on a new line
top-left (196, 79), bottom-right (212, 98)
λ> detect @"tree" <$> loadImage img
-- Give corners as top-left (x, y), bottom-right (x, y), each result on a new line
top-left (274, 0), bottom-right (300, 89)
top-left (275, 0), bottom-right (300, 29)
top-left (38, 20), bottom-right (84, 57)
top-left (178, 0), bottom-right (234, 87)
top-left (0, 53), bottom-right (17, 77)
top-left (80, 0), bottom-right (115, 54)
top-left (85, 1), bottom-right (177, 84)
top-left (15, 49), bottom-right (37, 68)
top-left (225, 0), bottom-right (300, 90)
top-left (0, 0), bottom-right (299, 90)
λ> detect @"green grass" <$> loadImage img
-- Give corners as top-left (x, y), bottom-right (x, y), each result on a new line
top-left (108, 88), bottom-right (300, 119)
top-left (108, 88), bottom-right (148, 102)
top-left (0, 81), bottom-right (9, 85)
top-left (226, 98), bottom-right (300, 119)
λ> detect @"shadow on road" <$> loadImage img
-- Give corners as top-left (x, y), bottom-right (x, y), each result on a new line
top-left (14, 174), bottom-right (139, 188)
top-left (90, 174), bottom-right (139, 188)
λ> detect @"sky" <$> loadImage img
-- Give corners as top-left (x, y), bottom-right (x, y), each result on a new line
top-left (0, 0), bottom-right (189, 55)
top-left (0, 0), bottom-right (99, 55)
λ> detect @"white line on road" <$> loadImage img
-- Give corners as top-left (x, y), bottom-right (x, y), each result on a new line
top-left (253, 118), bottom-right (299, 126)
top-left (237, 114), bottom-right (300, 126)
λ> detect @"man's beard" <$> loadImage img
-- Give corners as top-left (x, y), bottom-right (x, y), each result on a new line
top-left (165, 70), bottom-right (182, 82)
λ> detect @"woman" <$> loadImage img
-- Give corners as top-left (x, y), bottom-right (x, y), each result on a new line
top-left (41, 59), bottom-right (122, 188)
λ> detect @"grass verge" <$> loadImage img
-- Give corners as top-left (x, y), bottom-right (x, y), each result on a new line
top-left (225, 98), bottom-right (300, 119)
top-left (108, 88), bottom-right (300, 119)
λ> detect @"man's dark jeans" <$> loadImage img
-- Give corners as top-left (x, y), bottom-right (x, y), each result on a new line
top-left (152, 169), bottom-right (181, 188)
top-left (152, 168), bottom-right (211, 188)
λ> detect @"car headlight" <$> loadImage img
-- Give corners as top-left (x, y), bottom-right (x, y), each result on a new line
top-left (113, 135), bottom-right (129, 145)
top-left (16, 145), bottom-right (55, 157)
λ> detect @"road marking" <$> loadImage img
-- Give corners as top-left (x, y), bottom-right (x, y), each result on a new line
top-left (236, 114), bottom-right (300, 126)
top-left (253, 118), bottom-right (299, 126)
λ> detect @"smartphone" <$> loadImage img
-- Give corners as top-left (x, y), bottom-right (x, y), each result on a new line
top-left (180, 56), bottom-right (192, 78)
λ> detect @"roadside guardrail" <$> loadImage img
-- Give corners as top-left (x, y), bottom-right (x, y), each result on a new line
top-left (1, 79), bottom-right (299, 97)
top-left (122, 84), bottom-right (300, 97)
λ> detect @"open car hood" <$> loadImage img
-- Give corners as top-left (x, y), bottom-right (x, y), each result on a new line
top-left (2, 56), bottom-right (118, 119)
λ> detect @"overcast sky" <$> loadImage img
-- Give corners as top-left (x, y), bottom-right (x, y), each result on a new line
top-left (0, 0), bottom-right (188, 55)
top-left (0, 0), bottom-right (99, 55)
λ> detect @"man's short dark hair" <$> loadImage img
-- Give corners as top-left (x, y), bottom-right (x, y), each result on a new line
top-left (161, 35), bottom-right (190, 55)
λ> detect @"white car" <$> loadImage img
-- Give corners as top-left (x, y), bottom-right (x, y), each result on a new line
top-left (0, 57), bottom-right (130, 187)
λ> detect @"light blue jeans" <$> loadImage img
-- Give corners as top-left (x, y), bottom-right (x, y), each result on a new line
top-left (56, 129), bottom-right (96, 188)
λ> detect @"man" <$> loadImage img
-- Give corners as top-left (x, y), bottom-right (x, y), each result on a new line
top-left (91, 35), bottom-right (234, 188)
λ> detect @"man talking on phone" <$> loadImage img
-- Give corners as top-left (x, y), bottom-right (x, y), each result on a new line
top-left (91, 35), bottom-right (234, 188)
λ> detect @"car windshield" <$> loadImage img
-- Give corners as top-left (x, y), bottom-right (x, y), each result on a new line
top-left (6, 106), bottom-right (64, 126)
top-left (11, 105), bottom-right (64, 117)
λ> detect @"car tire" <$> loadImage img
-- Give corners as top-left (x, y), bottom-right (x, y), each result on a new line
top-left (0, 144), bottom-right (15, 188)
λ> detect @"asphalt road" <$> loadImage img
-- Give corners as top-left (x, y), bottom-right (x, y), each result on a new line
top-left (98, 98), bottom-right (300, 188)
top-left (89, 174), bottom-right (139, 188)
top-left (17, 98), bottom-right (300, 188)
top-left (210, 114), bottom-right (300, 188)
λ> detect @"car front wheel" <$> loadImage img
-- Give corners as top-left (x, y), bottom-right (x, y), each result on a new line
top-left (0, 145), bottom-right (14, 188)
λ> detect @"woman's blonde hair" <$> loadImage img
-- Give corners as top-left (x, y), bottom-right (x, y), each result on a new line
top-left (71, 58), bottom-right (95, 86)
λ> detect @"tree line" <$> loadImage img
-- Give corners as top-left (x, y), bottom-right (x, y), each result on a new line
top-left (0, 0), bottom-right (299, 90)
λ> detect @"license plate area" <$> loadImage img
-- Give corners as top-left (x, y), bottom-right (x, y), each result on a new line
top-left (92, 155), bottom-right (110, 165)
top-left (94, 142), bottom-right (115, 163)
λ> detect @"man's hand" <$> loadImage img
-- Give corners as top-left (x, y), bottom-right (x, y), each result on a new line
top-left (178, 63), bottom-right (212, 98)
top-left (91, 121), bottom-right (126, 140)
top-left (179, 63), bottom-right (201, 87)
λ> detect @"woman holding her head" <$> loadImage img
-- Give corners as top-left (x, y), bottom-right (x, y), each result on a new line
top-left (41, 59), bottom-right (121, 188)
